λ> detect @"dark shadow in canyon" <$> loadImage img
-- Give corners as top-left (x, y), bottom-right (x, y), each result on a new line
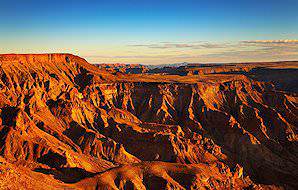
top-left (34, 167), bottom-right (96, 183)
top-left (214, 68), bottom-right (298, 93)
top-left (74, 67), bottom-right (94, 92)
top-left (1, 106), bottom-right (19, 126)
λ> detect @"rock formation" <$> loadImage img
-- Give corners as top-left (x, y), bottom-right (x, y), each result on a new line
top-left (0, 54), bottom-right (297, 189)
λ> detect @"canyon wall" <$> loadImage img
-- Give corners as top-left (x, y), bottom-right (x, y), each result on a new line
top-left (0, 54), bottom-right (297, 189)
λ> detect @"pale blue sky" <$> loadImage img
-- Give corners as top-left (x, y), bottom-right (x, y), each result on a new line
top-left (1, 0), bottom-right (298, 64)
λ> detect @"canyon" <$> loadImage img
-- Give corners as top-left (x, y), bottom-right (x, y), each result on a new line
top-left (0, 54), bottom-right (297, 189)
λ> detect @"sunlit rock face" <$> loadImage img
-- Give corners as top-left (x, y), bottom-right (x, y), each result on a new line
top-left (0, 54), bottom-right (297, 189)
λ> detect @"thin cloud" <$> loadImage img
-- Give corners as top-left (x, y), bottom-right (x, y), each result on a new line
top-left (200, 42), bottom-right (231, 49)
top-left (86, 39), bottom-right (298, 63)
top-left (240, 40), bottom-right (298, 54)
top-left (85, 54), bottom-right (183, 59)
top-left (128, 43), bottom-right (198, 49)
top-left (128, 42), bottom-right (230, 49)
top-left (241, 40), bottom-right (298, 46)
top-left (242, 40), bottom-right (298, 43)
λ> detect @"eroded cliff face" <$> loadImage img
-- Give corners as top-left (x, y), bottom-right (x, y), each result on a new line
top-left (0, 54), bottom-right (297, 189)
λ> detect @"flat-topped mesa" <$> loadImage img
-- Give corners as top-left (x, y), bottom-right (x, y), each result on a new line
top-left (0, 53), bottom-right (84, 64)
top-left (0, 53), bottom-right (99, 73)
top-left (0, 54), bottom-right (119, 85)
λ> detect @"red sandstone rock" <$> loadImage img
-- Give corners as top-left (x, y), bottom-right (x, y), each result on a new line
top-left (0, 54), bottom-right (297, 189)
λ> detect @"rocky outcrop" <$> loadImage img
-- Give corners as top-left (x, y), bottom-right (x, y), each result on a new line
top-left (76, 162), bottom-right (254, 190)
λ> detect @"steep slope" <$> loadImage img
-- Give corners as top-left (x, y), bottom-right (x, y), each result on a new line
top-left (0, 54), bottom-right (138, 171)
top-left (76, 162), bottom-right (253, 190)
top-left (0, 54), bottom-right (297, 189)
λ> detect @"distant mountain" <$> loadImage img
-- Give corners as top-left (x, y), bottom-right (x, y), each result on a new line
top-left (146, 62), bottom-right (190, 69)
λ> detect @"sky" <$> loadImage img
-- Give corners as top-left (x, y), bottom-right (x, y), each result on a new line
top-left (0, 0), bottom-right (298, 64)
